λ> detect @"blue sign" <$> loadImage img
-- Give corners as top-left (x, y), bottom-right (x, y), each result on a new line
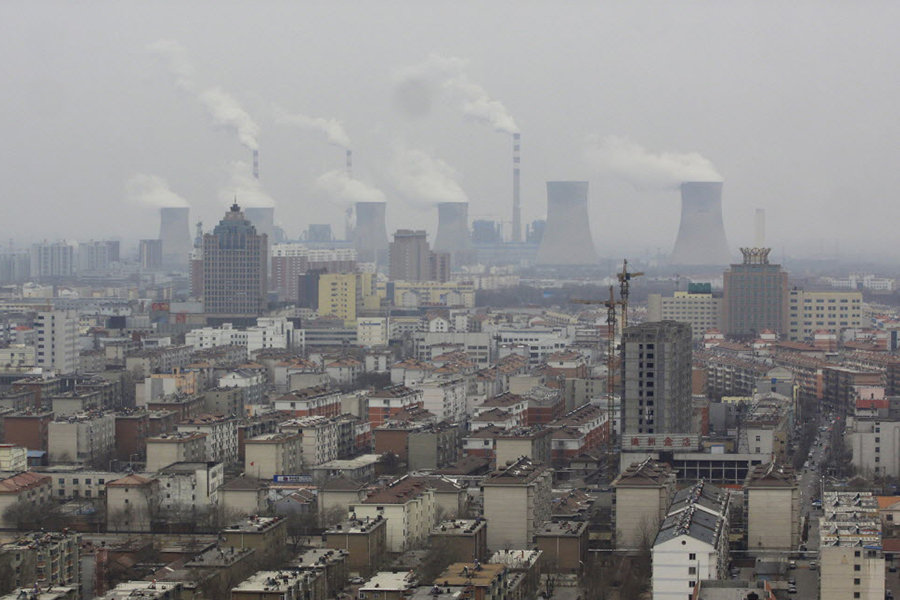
top-left (273, 474), bottom-right (313, 483)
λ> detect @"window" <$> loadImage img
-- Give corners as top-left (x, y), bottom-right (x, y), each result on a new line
top-left (853, 578), bottom-right (860, 585)
top-left (854, 564), bottom-right (860, 571)
top-left (854, 551), bottom-right (861, 557)
top-left (688, 553), bottom-right (696, 560)
top-left (688, 566), bottom-right (696, 575)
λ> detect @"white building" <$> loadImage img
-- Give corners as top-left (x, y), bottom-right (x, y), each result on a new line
top-left (156, 461), bottom-right (224, 517)
top-left (176, 415), bottom-right (238, 465)
top-left (280, 416), bottom-right (339, 468)
top-left (349, 476), bottom-right (437, 552)
top-left (819, 491), bottom-right (885, 600)
top-left (492, 326), bottom-right (571, 367)
top-left (218, 369), bottom-right (266, 405)
top-left (651, 482), bottom-right (730, 600)
top-left (357, 318), bottom-right (389, 347)
top-left (481, 457), bottom-right (552, 551)
top-left (415, 377), bottom-right (467, 423)
top-left (849, 416), bottom-right (900, 478)
top-left (184, 317), bottom-right (295, 353)
top-left (35, 310), bottom-right (78, 373)
top-left (647, 291), bottom-right (723, 341)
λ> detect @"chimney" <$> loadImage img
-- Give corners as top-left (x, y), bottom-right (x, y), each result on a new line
top-left (754, 208), bottom-right (766, 247)
top-left (158, 207), bottom-right (192, 268)
top-left (353, 202), bottom-right (389, 263)
top-left (512, 133), bottom-right (521, 243)
top-left (669, 181), bottom-right (731, 266)
top-left (536, 181), bottom-right (597, 265)
top-left (433, 202), bottom-right (472, 267)
top-left (252, 149), bottom-right (260, 180)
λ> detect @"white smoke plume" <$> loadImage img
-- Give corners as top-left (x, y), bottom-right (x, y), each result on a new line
top-left (149, 39), bottom-right (260, 151)
top-left (394, 54), bottom-right (519, 134)
top-left (389, 148), bottom-right (468, 205)
top-left (585, 135), bottom-right (722, 188)
top-left (315, 170), bottom-right (386, 205)
top-left (274, 106), bottom-right (351, 149)
top-left (219, 161), bottom-right (275, 207)
top-left (125, 173), bottom-right (189, 208)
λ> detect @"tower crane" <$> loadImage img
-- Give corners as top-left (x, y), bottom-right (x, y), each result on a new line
top-left (616, 259), bottom-right (644, 330)
top-left (571, 285), bottom-right (624, 450)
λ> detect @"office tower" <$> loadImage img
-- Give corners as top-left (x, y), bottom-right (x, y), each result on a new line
top-left (389, 230), bottom-right (430, 282)
top-left (353, 202), bottom-right (389, 263)
top-left (139, 239), bottom-right (163, 270)
top-left (723, 248), bottom-right (788, 337)
top-left (622, 321), bottom-right (692, 436)
top-left (78, 240), bottom-right (119, 272)
top-left (159, 207), bottom-right (192, 268)
top-left (35, 311), bottom-right (78, 374)
top-left (536, 181), bottom-right (597, 265)
top-left (202, 203), bottom-right (268, 316)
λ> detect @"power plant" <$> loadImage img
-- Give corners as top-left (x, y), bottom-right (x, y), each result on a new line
top-left (158, 206), bottom-right (192, 268)
top-left (669, 181), bottom-right (732, 266)
top-left (433, 201), bottom-right (472, 266)
top-left (352, 201), bottom-right (389, 263)
top-left (536, 181), bottom-right (597, 266)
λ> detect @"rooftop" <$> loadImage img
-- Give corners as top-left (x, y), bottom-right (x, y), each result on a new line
top-left (325, 515), bottom-right (386, 534)
top-left (432, 519), bottom-right (485, 536)
top-left (232, 569), bottom-right (314, 593)
top-left (488, 549), bottom-right (541, 570)
top-left (483, 457), bottom-right (549, 486)
top-left (534, 520), bottom-right (588, 537)
top-left (436, 562), bottom-right (505, 587)
top-left (359, 571), bottom-right (417, 592)
top-left (184, 545), bottom-right (254, 568)
top-left (221, 515), bottom-right (283, 533)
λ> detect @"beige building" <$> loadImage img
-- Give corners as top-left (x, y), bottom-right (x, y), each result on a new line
top-left (220, 475), bottom-right (268, 517)
top-left (0, 444), bottom-right (27, 472)
top-left (146, 432), bottom-right (208, 472)
top-left (744, 463), bottom-right (799, 552)
top-left (105, 474), bottom-right (160, 532)
top-left (819, 491), bottom-right (885, 600)
top-left (612, 459), bottom-right (677, 550)
top-left (350, 476), bottom-right (437, 552)
top-left (48, 412), bottom-right (116, 464)
top-left (785, 289), bottom-right (863, 342)
top-left (481, 457), bottom-right (552, 551)
top-left (0, 472), bottom-right (53, 527)
top-left (244, 432), bottom-right (302, 480)
top-left (325, 516), bottom-right (388, 576)
top-left (176, 414), bottom-right (238, 465)
top-left (647, 290), bottom-right (723, 341)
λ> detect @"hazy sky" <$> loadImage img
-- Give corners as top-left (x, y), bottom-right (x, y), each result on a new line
top-left (2, 1), bottom-right (899, 260)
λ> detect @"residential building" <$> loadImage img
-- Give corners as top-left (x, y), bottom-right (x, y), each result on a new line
top-left (156, 461), bottom-right (224, 518)
top-left (819, 491), bottom-right (885, 600)
top-left (612, 460), bottom-right (677, 550)
top-left (176, 414), bottom-right (238, 465)
top-left (35, 311), bottom-right (78, 373)
top-left (280, 415), bottom-right (340, 468)
top-left (389, 229), bottom-right (431, 282)
top-left (368, 385), bottom-right (424, 427)
top-left (324, 516), bottom-right (388, 576)
top-left (414, 377), bottom-right (467, 423)
top-left (105, 474), bottom-right (160, 532)
top-left (358, 571), bottom-right (417, 600)
top-left (430, 519), bottom-right (489, 563)
top-left (849, 416), bottom-right (900, 478)
top-left (534, 521), bottom-right (588, 574)
top-left (220, 515), bottom-right (287, 562)
top-left (743, 463), bottom-right (799, 552)
top-left (349, 476), bottom-right (437, 552)
top-left (244, 432), bottom-right (302, 480)
top-left (47, 411), bottom-right (116, 465)
top-left (651, 482), bottom-right (730, 600)
top-left (723, 248), bottom-right (788, 337)
top-left (0, 444), bottom-right (27, 472)
top-left (0, 472), bottom-right (53, 527)
top-left (273, 385), bottom-right (342, 417)
top-left (202, 203), bottom-right (268, 316)
top-left (481, 457), bottom-right (552, 551)
top-left (145, 432), bottom-right (208, 472)
top-left (2, 411), bottom-right (53, 452)
top-left (231, 569), bottom-right (322, 600)
top-left (30, 241), bottom-right (76, 280)
top-left (622, 320), bottom-right (693, 436)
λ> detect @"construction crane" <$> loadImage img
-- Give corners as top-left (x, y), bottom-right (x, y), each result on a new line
top-left (616, 259), bottom-right (644, 330)
top-left (571, 285), bottom-right (624, 451)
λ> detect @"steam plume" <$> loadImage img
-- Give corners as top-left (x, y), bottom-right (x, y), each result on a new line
top-left (149, 39), bottom-right (260, 150)
top-left (219, 161), bottom-right (275, 207)
top-left (274, 106), bottom-right (351, 148)
top-left (390, 148), bottom-right (468, 205)
top-left (315, 170), bottom-right (386, 205)
top-left (585, 135), bottom-right (722, 189)
top-left (394, 54), bottom-right (518, 134)
top-left (126, 174), bottom-right (189, 208)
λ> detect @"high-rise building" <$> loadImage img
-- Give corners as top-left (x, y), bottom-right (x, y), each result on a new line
top-left (723, 248), bottom-right (788, 337)
top-left (139, 239), bottom-right (163, 270)
top-left (30, 241), bottom-right (76, 280)
top-left (647, 285), bottom-right (723, 341)
top-left (202, 203), bottom-right (268, 316)
top-left (35, 311), bottom-right (78, 374)
top-left (389, 230), bottom-right (430, 282)
top-left (785, 289), bottom-right (864, 342)
top-left (622, 321), bottom-right (692, 436)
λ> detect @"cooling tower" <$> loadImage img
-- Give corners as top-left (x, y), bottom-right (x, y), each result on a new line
top-left (669, 182), bottom-right (732, 266)
top-left (158, 207), bottom-right (192, 268)
top-left (353, 202), bottom-right (389, 262)
top-left (244, 207), bottom-right (275, 239)
top-left (536, 181), bottom-right (597, 265)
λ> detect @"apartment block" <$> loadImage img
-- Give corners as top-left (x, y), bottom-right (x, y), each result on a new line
top-left (481, 457), bottom-right (552, 551)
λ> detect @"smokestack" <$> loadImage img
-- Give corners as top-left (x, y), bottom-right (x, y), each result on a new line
top-left (158, 207), bottom-right (192, 268)
top-left (346, 149), bottom-right (353, 178)
top-left (754, 208), bottom-right (766, 247)
top-left (252, 149), bottom-right (259, 180)
top-left (669, 182), bottom-right (731, 266)
top-left (536, 182), bottom-right (597, 265)
top-left (244, 207), bottom-right (275, 239)
top-left (434, 202), bottom-right (472, 266)
top-left (353, 202), bottom-right (389, 263)
top-left (512, 133), bottom-right (521, 243)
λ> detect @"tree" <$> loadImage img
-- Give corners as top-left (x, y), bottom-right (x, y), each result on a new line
top-left (3, 500), bottom-right (47, 530)
top-left (416, 538), bottom-right (455, 583)
top-left (285, 511), bottom-right (318, 551)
